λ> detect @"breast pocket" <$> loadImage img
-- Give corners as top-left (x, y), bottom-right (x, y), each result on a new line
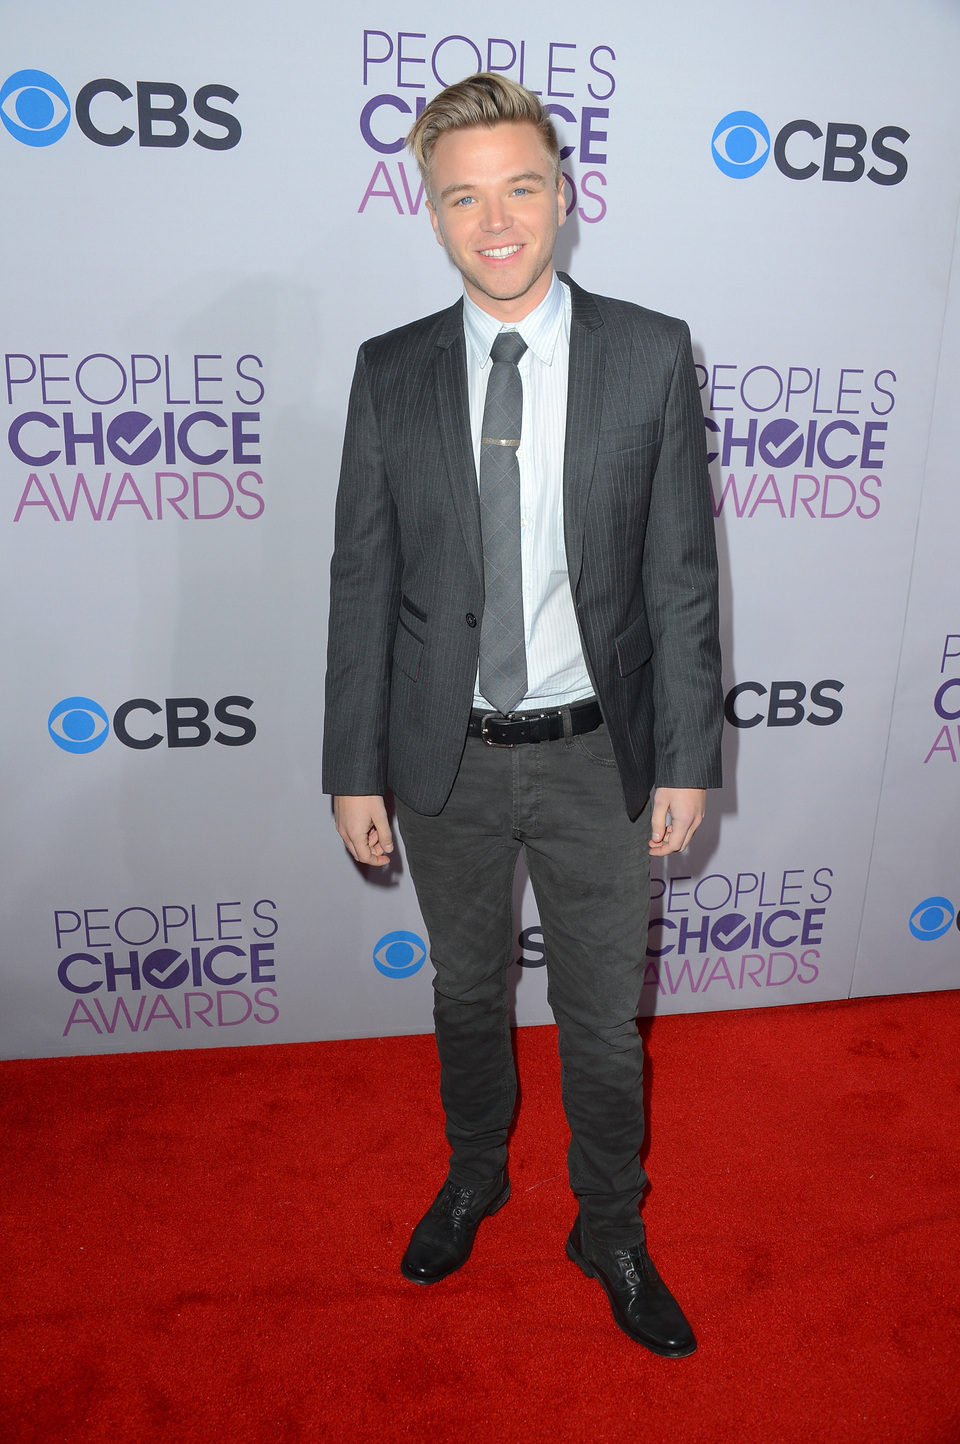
top-left (597, 420), bottom-right (659, 455)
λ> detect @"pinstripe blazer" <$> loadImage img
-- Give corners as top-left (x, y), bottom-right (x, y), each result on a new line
top-left (322, 273), bottom-right (722, 820)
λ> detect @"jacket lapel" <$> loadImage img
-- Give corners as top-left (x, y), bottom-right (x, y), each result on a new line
top-left (434, 300), bottom-right (483, 585)
top-left (560, 274), bottom-right (604, 594)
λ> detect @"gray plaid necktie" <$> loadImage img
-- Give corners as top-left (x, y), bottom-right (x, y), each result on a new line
top-left (479, 330), bottom-right (528, 715)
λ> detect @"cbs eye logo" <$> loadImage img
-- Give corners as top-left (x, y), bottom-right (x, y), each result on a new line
top-left (0, 69), bottom-right (71, 147)
top-left (712, 111), bottom-right (770, 179)
top-left (372, 931), bottom-right (426, 979)
top-left (908, 897), bottom-right (959, 943)
top-left (48, 697), bottom-right (110, 753)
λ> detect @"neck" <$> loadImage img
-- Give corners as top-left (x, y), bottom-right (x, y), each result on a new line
top-left (466, 266), bottom-right (556, 324)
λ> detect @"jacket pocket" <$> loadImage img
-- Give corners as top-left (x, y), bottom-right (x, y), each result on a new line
top-left (393, 615), bottom-right (424, 681)
top-left (614, 612), bottom-right (653, 676)
top-left (400, 593), bottom-right (428, 623)
top-left (598, 421), bottom-right (658, 454)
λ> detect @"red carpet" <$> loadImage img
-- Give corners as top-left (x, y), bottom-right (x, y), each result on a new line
top-left (3, 991), bottom-right (960, 1443)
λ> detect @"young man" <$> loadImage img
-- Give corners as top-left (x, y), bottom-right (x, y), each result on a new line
top-left (323, 74), bottom-right (722, 1357)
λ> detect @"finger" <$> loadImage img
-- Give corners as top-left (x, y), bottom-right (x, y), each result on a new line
top-left (655, 810), bottom-right (701, 854)
top-left (367, 831), bottom-right (391, 864)
top-left (354, 828), bottom-right (389, 866)
top-left (356, 818), bottom-right (389, 865)
top-left (650, 797), bottom-right (669, 845)
top-left (369, 803), bottom-right (394, 856)
top-left (675, 814), bottom-right (703, 851)
top-left (335, 797), bottom-right (391, 867)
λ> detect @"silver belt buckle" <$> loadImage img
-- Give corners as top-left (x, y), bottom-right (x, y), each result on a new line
top-left (480, 713), bottom-right (514, 747)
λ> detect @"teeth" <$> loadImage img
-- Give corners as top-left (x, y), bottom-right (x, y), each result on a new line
top-left (480, 244), bottom-right (522, 258)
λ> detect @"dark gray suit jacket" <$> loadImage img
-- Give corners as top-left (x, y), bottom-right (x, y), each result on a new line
top-left (322, 274), bottom-right (722, 820)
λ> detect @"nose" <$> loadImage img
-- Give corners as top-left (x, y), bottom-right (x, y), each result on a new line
top-left (482, 196), bottom-right (511, 233)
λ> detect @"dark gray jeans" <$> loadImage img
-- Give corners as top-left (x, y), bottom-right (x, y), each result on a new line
top-left (395, 719), bottom-right (652, 1243)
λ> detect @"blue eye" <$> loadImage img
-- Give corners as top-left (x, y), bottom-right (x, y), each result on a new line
top-left (908, 897), bottom-right (955, 941)
top-left (373, 930), bottom-right (427, 978)
top-left (0, 69), bottom-right (71, 147)
top-left (711, 111), bottom-right (770, 178)
top-left (48, 697), bottom-right (110, 753)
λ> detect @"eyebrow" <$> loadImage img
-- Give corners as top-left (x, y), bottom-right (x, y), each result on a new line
top-left (438, 171), bottom-right (547, 201)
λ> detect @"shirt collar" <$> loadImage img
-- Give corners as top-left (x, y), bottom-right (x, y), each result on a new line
top-left (463, 270), bottom-right (567, 368)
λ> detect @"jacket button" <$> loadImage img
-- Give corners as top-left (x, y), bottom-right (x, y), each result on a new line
top-left (465, 613), bottom-right (477, 627)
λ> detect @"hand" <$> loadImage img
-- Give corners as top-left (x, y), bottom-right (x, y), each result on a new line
top-left (649, 787), bottom-right (706, 856)
top-left (334, 794), bottom-right (394, 867)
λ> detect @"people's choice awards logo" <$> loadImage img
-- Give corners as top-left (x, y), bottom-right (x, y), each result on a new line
top-left (699, 360), bottom-right (895, 523)
top-left (8, 349), bottom-right (266, 525)
top-left (908, 897), bottom-right (958, 942)
top-left (56, 899), bottom-right (280, 1037)
top-left (373, 930), bottom-right (427, 978)
top-left (644, 865), bottom-right (833, 997)
top-left (924, 635), bottom-right (960, 764)
top-left (357, 29), bottom-right (616, 223)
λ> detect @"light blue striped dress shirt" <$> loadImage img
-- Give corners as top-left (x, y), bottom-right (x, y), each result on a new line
top-left (463, 273), bottom-right (594, 711)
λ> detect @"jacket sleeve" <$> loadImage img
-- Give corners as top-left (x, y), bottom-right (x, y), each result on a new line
top-left (641, 322), bottom-right (723, 789)
top-left (321, 346), bottom-right (402, 796)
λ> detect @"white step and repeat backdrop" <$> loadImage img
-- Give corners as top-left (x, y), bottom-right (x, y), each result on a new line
top-left (2, 1), bottom-right (958, 1059)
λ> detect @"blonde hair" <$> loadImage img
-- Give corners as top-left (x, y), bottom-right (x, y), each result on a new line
top-left (407, 73), bottom-right (561, 192)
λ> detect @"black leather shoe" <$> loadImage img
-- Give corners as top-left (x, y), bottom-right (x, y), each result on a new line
top-left (400, 1176), bottom-right (510, 1284)
top-left (566, 1217), bottom-right (696, 1357)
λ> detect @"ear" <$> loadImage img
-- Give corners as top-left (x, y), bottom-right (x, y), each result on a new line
top-left (555, 177), bottom-right (567, 228)
top-left (426, 199), bottom-right (445, 248)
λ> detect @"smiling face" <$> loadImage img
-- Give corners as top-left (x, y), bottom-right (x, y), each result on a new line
top-left (425, 121), bottom-right (566, 323)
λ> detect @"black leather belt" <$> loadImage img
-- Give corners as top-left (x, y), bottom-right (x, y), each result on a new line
top-left (467, 698), bottom-right (602, 747)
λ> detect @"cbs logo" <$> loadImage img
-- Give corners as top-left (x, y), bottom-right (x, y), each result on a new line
top-left (0, 68), bottom-right (239, 150)
top-left (724, 680), bottom-right (844, 729)
top-left (712, 110), bottom-right (908, 185)
top-left (48, 696), bottom-right (255, 753)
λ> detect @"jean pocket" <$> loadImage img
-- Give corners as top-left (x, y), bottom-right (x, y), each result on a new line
top-left (572, 722), bottom-right (617, 767)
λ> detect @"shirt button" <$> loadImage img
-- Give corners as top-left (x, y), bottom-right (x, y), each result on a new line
top-left (465, 613), bottom-right (477, 627)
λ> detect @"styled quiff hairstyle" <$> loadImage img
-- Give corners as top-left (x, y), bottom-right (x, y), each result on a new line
top-left (407, 73), bottom-right (562, 194)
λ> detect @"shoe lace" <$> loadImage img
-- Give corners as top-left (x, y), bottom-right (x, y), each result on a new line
top-left (613, 1242), bottom-right (654, 1288)
top-left (440, 1184), bottom-right (477, 1222)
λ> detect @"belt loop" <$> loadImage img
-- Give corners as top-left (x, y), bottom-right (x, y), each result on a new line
top-left (561, 704), bottom-right (574, 742)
